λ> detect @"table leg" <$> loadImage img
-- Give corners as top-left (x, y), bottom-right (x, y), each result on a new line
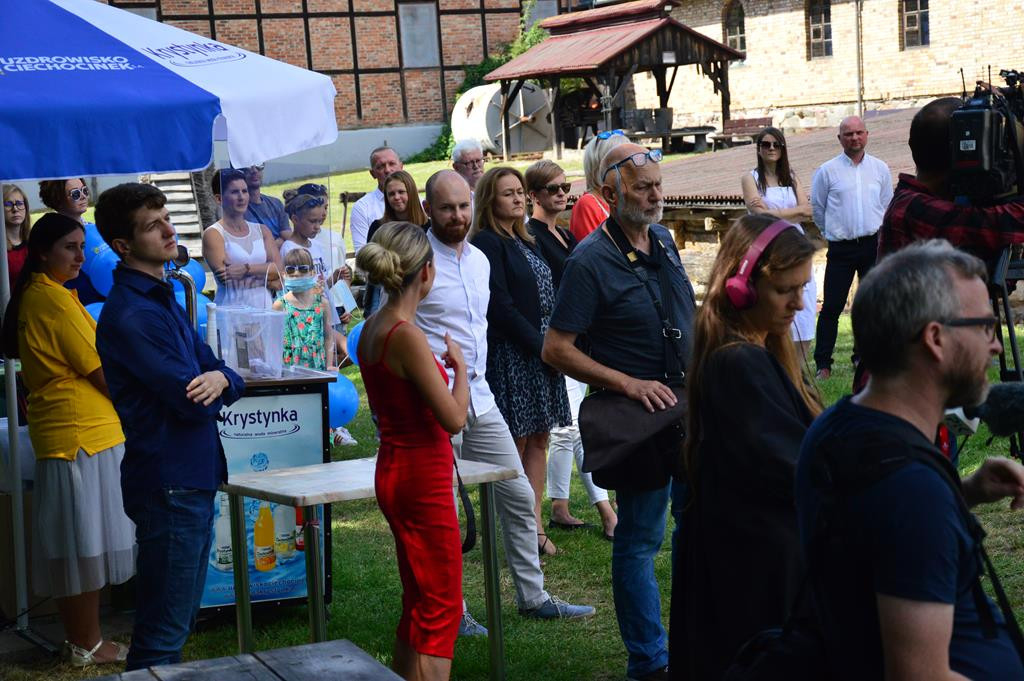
top-left (304, 505), bottom-right (327, 642)
top-left (694, 134), bottom-right (708, 152)
top-left (479, 482), bottom-right (505, 681)
top-left (228, 493), bottom-right (253, 653)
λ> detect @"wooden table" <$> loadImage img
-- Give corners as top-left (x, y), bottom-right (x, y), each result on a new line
top-left (220, 457), bottom-right (518, 681)
top-left (92, 639), bottom-right (400, 680)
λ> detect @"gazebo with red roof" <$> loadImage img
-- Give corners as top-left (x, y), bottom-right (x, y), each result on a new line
top-left (484, 0), bottom-right (744, 159)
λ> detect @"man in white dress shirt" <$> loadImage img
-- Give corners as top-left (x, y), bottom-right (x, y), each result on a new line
top-left (415, 170), bottom-right (595, 635)
top-left (811, 116), bottom-right (893, 379)
top-left (350, 146), bottom-right (402, 254)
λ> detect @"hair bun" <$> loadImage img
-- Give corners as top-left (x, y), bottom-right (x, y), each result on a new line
top-left (356, 242), bottom-right (404, 293)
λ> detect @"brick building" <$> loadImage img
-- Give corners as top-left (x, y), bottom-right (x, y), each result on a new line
top-left (633, 0), bottom-right (1024, 129)
top-left (105, 0), bottom-right (557, 131)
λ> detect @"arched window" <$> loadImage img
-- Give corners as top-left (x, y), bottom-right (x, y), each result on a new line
top-left (723, 0), bottom-right (746, 52)
top-left (806, 0), bottom-right (832, 58)
top-left (900, 0), bottom-right (929, 49)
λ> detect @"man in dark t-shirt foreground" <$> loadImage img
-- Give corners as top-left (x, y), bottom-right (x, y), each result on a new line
top-left (796, 239), bottom-right (1024, 680)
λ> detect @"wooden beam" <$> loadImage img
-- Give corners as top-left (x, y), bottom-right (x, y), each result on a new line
top-left (719, 60), bottom-right (731, 122)
top-left (500, 80), bottom-right (511, 161)
top-left (549, 78), bottom-right (562, 160)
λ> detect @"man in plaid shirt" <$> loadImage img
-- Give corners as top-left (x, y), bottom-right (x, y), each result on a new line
top-left (879, 97), bottom-right (1024, 261)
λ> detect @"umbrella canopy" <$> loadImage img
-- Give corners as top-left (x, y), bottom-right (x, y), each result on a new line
top-left (0, 0), bottom-right (338, 181)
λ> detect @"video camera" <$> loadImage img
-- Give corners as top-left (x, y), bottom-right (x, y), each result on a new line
top-left (950, 69), bottom-right (1024, 201)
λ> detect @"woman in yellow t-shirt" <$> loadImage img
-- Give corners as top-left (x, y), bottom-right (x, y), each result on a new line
top-left (1, 213), bottom-right (134, 668)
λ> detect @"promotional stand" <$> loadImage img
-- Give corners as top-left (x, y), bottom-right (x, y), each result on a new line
top-left (203, 367), bottom-right (335, 612)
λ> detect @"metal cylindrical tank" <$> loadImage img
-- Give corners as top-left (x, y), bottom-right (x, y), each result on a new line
top-left (451, 82), bottom-right (553, 155)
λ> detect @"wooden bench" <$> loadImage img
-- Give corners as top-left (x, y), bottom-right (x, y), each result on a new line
top-left (624, 125), bottom-right (718, 153)
top-left (91, 639), bottom-right (401, 680)
top-left (710, 117), bottom-right (773, 151)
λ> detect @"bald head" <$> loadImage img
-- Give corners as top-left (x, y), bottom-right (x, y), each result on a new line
top-left (424, 170), bottom-right (472, 246)
top-left (838, 116), bottom-right (868, 158)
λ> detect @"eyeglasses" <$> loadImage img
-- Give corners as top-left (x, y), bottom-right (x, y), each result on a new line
top-left (455, 158), bottom-right (485, 169)
top-left (942, 316), bottom-right (999, 342)
top-left (298, 183), bottom-right (327, 197)
top-left (759, 141), bottom-right (784, 150)
top-left (3, 200), bottom-right (25, 209)
top-left (68, 186), bottom-right (90, 201)
top-left (541, 182), bottom-right (572, 195)
top-left (285, 264), bottom-right (314, 275)
top-left (597, 129), bottom-right (625, 140)
top-left (601, 148), bottom-right (663, 181)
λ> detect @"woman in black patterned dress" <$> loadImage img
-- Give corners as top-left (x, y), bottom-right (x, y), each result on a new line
top-left (470, 167), bottom-right (571, 557)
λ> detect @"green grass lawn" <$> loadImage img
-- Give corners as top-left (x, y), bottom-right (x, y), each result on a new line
top-left (4, 314), bottom-right (1023, 680)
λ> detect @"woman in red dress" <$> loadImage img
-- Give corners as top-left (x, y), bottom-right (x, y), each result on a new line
top-left (356, 221), bottom-right (469, 681)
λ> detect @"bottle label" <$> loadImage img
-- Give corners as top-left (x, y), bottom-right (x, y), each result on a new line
top-left (254, 544), bottom-right (275, 571)
top-left (216, 544), bottom-right (233, 569)
top-left (275, 532), bottom-right (295, 557)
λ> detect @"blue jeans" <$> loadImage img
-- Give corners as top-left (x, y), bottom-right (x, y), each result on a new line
top-left (612, 483), bottom-right (670, 678)
top-left (124, 487), bottom-right (215, 671)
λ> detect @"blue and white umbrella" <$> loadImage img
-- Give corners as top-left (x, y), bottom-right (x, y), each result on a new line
top-left (1, 0), bottom-right (338, 181)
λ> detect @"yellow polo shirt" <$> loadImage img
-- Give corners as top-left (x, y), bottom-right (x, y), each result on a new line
top-left (18, 273), bottom-right (124, 460)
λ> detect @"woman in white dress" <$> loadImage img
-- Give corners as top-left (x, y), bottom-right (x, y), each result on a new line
top-left (202, 169), bottom-right (283, 309)
top-left (740, 126), bottom-right (816, 357)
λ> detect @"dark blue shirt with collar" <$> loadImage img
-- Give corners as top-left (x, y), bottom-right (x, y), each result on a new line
top-left (96, 266), bottom-right (245, 511)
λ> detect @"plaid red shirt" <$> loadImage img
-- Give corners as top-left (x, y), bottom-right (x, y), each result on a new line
top-left (878, 173), bottom-right (1024, 261)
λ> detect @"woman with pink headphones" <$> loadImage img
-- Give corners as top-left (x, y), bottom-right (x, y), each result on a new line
top-left (669, 214), bottom-right (823, 680)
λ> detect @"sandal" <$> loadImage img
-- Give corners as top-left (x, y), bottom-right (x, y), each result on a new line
top-left (537, 533), bottom-right (557, 557)
top-left (65, 639), bottom-right (129, 667)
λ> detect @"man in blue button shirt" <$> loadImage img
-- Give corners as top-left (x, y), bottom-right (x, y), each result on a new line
top-left (94, 183), bottom-right (245, 671)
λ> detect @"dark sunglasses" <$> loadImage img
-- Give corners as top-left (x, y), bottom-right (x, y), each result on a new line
top-left (601, 148), bottom-right (663, 181)
top-left (759, 141), bottom-right (784, 150)
top-left (943, 316), bottom-right (999, 342)
top-left (68, 186), bottom-right (90, 201)
top-left (3, 200), bottom-right (25, 209)
top-left (597, 129), bottom-right (625, 140)
top-left (285, 264), bottom-right (314, 275)
top-left (541, 182), bottom-right (572, 195)
top-left (298, 183), bottom-right (328, 197)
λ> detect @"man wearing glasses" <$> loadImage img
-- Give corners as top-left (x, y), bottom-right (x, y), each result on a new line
top-left (796, 239), bottom-right (1024, 681)
top-left (543, 143), bottom-right (695, 681)
top-left (241, 163), bottom-right (292, 246)
top-left (810, 116), bottom-right (893, 380)
top-left (451, 139), bottom-right (485, 192)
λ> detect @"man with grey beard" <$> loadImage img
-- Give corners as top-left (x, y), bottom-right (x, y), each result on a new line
top-left (543, 144), bottom-right (696, 681)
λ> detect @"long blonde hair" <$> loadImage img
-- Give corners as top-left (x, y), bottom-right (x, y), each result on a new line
top-left (685, 214), bottom-right (822, 478)
top-left (2, 185), bottom-right (32, 247)
top-left (469, 167), bottom-right (534, 243)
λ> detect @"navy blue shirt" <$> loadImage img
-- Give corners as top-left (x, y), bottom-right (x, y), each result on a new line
top-left (795, 398), bottom-right (1024, 681)
top-left (549, 221), bottom-right (696, 380)
top-left (96, 266), bottom-right (244, 510)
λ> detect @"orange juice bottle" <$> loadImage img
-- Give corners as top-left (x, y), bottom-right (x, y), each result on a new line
top-left (254, 501), bottom-right (276, 571)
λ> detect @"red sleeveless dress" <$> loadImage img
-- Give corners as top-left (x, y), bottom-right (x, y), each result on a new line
top-left (358, 321), bottom-right (462, 658)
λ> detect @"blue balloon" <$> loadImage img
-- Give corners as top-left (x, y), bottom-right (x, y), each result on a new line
top-left (83, 222), bottom-right (110, 260)
top-left (328, 373), bottom-right (359, 428)
top-left (346, 320), bottom-right (365, 366)
top-left (174, 290), bottom-right (212, 327)
top-left (85, 302), bottom-right (104, 321)
top-left (84, 247), bottom-right (119, 297)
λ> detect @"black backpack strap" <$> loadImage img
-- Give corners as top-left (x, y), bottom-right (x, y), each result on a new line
top-left (454, 457), bottom-right (476, 554)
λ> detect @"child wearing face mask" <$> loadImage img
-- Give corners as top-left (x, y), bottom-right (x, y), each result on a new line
top-left (273, 248), bottom-right (335, 371)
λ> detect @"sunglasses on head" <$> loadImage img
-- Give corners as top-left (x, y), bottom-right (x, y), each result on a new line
top-left (291, 196), bottom-right (326, 214)
top-left (285, 264), bottom-right (314, 275)
top-left (541, 182), bottom-right (572, 195)
top-left (3, 200), bottom-right (25, 209)
top-left (298, 183), bottom-right (328, 197)
top-left (597, 129), bottom-right (625, 140)
top-left (68, 186), bottom-right (90, 201)
top-left (248, 164), bottom-right (266, 172)
top-left (759, 141), bottom-right (784, 150)
top-left (601, 148), bottom-right (663, 181)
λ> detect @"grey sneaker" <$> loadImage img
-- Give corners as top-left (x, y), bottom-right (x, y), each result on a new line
top-left (458, 611), bottom-right (488, 637)
top-left (519, 595), bottom-right (595, 620)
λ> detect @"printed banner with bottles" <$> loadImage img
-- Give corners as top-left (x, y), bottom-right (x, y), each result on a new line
top-left (203, 391), bottom-right (326, 608)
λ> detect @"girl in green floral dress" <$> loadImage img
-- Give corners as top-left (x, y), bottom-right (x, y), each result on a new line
top-left (273, 248), bottom-right (336, 370)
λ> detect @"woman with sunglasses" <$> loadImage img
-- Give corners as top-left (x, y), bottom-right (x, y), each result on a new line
top-left (524, 160), bottom-right (618, 540)
top-left (741, 127), bottom-right (817, 356)
top-left (569, 131), bottom-right (629, 242)
top-left (38, 179), bottom-right (105, 305)
top-left (203, 169), bottom-right (283, 310)
top-left (364, 171), bottom-right (428, 314)
top-left (3, 185), bottom-right (32, 287)
top-left (471, 167), bottom-right (571, 557)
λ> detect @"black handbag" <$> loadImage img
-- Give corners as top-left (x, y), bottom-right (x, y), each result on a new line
top-left (577, 220), bottom-right (688, 491)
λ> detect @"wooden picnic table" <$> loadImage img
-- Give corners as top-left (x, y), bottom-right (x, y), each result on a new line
top-left (625, 125), bottom-right (718, 152)
top-left (220, 456), bottom-right (518, 681)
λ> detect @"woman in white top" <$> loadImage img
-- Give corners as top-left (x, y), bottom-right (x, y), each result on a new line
top-left (202, 169), bottom-right (283, 309)
top-left (740, 126), bottom-right (816, 357)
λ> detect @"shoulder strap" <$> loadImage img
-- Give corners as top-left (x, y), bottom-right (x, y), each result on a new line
top-left (602, 219), bottom-right (686, 378)
top-left (379, 320), bottom-right (407, 357)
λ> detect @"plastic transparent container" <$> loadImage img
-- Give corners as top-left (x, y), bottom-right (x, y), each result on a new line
top-left (215, 306), bottom-right (286, 379)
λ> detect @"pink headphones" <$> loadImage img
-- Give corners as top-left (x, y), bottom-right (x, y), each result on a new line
top-left (724, 219), bottom-right (796, 310)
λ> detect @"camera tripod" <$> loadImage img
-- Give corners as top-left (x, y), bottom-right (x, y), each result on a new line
top-left (988, 246), bottom-right (1024, 458)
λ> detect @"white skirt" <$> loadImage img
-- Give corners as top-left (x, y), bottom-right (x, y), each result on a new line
top-left (32, 444), bottom-right (136, 598)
